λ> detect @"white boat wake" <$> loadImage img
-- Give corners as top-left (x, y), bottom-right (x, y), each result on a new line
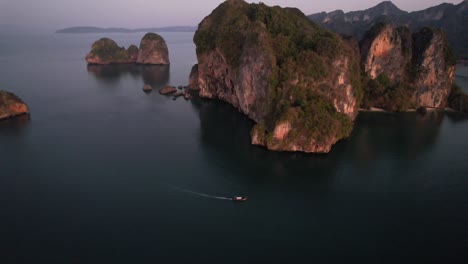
top-left (170, 186), bottom-right (232, 201)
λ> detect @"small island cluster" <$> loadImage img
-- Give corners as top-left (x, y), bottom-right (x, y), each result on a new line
top-left (85, 32), bottom-right (201, 98)
top-left (86, 32), bottom-right (170, 65)
top-left (86, 32), bottom-right (184, 95)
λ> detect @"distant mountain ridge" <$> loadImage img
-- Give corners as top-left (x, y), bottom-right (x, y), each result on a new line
top-left (309, 0), bottom-right (468, 59)
top-left (56, 26), bottom-right (197, 34)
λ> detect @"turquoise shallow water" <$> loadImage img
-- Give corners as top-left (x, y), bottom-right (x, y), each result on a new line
top-left (0, 33), bottom-right (467, 263)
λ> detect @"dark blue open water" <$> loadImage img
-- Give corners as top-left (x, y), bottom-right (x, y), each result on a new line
top-left (0, 32), bottom-right (467, 263)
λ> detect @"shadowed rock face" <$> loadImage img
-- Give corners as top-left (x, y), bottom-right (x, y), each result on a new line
top-left (137, 33), bottom-right (170, 65)
top-left (0, 91), bottom-right (29, 120)
top-left (361, 23), bottom-right (456, 109)
top-left (127, 45), bottom-right (139, 62)
top-left (193, 0), bottom-right (362, 153)
top-left (85, 38), bottom-right (137, 65)
top-left (188, 64), bottom-right (199, 90)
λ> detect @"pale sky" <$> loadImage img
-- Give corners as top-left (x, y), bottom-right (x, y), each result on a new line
top-left (0, 0), bottom-right (463, 31)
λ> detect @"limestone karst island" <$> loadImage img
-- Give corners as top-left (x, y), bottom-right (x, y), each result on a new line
top-left (188, 0), bottom-right (465, 153)
top-left (86, 33), bottom-right (170, 65)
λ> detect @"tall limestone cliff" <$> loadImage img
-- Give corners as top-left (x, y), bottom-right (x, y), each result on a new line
top-left (360, 23), bottom-right (456, 111)
top-left (412, 28), bottom-right (456, 108)
top-left (193, 0), bottom-right (362, 153)
top-left (360, 24), bottom-right (412, 82)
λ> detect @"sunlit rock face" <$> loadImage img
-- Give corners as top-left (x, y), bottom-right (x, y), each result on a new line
top-left (137, 33), bottom-right (170, 65)
top-left (361, 23), bottom-right (456, 109)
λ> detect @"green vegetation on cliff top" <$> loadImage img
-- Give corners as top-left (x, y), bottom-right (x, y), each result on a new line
top-left (195, 1), bottom-right (343, 66)
top-left (141, 33), bottom-right (165, 42)
top-left (91, 38), bottom-right (131, 61)
top-left (361, 73), bottom-right (417, 112)
top-left (139, 33), bottom-right (168, 53)
top-left (194, 0), bottom-right (361, 146)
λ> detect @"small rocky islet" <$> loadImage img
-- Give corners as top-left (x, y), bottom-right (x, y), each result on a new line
top-left (143, 84), bottom-right (153, 92)
top-left (0, 91), bottom-right (29, 121)
top-left (85, 32), bottom-right (170, 65)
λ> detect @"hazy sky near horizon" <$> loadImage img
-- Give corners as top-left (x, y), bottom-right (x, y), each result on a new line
top-left (0, 0), bottom-right (463, 31)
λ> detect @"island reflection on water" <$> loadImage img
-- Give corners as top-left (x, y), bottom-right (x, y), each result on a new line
top-left (0, 114), bottom-right (31, 137)
top-left (190, 95), bottom-right (468, 185)
top-left (87, 64), bottom-right (170, 88)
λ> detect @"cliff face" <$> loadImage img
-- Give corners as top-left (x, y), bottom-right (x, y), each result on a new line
top-left (193, 0), bottom-right (362, 153)
top-left (188, 64), bottom-right (199, 90)
top-left (0, 91), bottom-right (29, 120)
top-left (196, 32), bottom-right (274, 123)
top-left (361, 24), bottom-right (412, 81)
top-left (136, 33), bottom-right (170, 65)
top-left (361, 23), bottom-right (456, 110)
top-left (412, 28), bottom-right (456, 108)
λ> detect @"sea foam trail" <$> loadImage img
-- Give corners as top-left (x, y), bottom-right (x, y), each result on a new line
top-left (169, 185), bottom-right (232, 201)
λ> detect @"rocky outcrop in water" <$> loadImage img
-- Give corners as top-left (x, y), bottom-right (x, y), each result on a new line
top-left (86, 38), bottom-right (138, 64)
top-left (136, 33), bottom-right (170, 65)
top-left (143, 84), bottom-right (153, 92)
top-left (159, 86), bottom-right (177, 95)
top-left (193, 0), bottom-right (362, 153)
top-left (0, 91), bottom-right (29, 120)
top-left (360, 23), bottom-right (456, 110)
top-left (86, 33), bottom-right (170, 65)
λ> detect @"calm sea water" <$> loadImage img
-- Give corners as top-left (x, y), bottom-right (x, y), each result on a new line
top-left (0, 32), bottom-right (467, 263)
